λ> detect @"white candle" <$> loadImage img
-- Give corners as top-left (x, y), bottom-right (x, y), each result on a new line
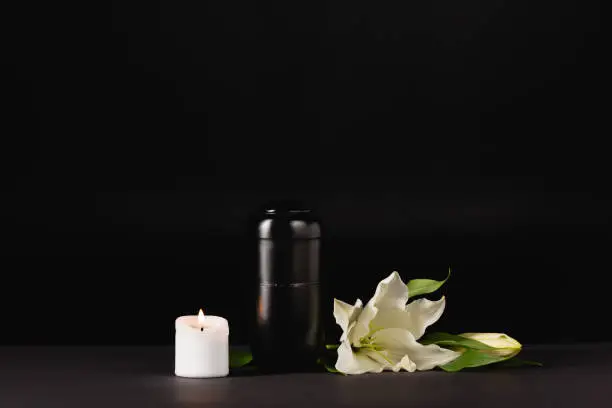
top-left (174, 309), bottom-right (229, 378)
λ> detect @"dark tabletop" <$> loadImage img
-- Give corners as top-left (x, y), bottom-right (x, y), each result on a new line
top-left (1, 344), bottom-right (610, 408)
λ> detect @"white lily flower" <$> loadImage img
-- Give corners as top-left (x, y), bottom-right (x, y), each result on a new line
top-left (459, 333), bottom-right (522, 358)
top-left (333, 271), bottom-right (460, 375)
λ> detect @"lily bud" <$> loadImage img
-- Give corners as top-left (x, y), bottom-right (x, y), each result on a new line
top-left (460, 333), bottom-right (522, 358)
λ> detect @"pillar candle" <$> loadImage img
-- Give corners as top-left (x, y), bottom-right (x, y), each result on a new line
top-left (174, 309), bottom-right (229, 378)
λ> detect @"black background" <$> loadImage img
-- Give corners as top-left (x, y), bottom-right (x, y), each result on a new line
top-left (1, 1), bottom-right (607, 346)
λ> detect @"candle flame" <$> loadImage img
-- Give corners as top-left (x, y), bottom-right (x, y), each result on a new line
top-left (197, 309), bottom-right (205, 325)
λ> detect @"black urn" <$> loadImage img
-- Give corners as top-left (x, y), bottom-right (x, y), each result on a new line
top-left (250, 201), bottom-right (323, 372)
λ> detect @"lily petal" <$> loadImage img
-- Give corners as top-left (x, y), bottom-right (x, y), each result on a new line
top-left (368, 308), bottom-right (413, 336)
top-left (362, 350), bottom-right (417, 373)
top-left (368, 296), bottom-right (446, 340)
top-left (459, 333), bottom-right (522, 357)
top-left (370, 271), bottom-right (409, 311)
top-left (349, 302), bottom-right (377, 345)
top-left (333, 298), bottom-right (363, 341)
top-left (373, 328), bottom-right (461, 371)
top-left (459, 333), bottom-right (522, 349)
top-left (395, 355), bottom-right (418, 372)
top-left (349, 272), bottom-right (409, 345)
top-left (335, 341), bottom-right (385, 375)
top-left (403, 296), bottom-right (446, 340)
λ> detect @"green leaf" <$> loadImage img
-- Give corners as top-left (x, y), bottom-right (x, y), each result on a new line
top-left (229, 349), bottom-right (253, 368)
top-left (317, 357), bottom-right (345, 375)
top-left (420, 332), bottom-right (496, 351)
top-left (318, 346), bottom-right (345, 375)
top-left (440, 349), bottom-right (512, 372)
top-left (406, 268), bottom-right (451, 299)
top-left (494, 358), bottom-right (543, 368)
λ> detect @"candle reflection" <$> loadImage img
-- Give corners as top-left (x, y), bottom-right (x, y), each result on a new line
top-left (173, 377), bottom-right (230, 405)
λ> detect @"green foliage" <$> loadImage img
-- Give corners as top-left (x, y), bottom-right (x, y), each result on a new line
top-left (422, 332), bottom-right (541, 372)
top-left (229, 349), bottom-right (253, 368)
top-left (406, 268), bottom-right (451, 299)
top-left (495, 358), bottom-right (543, 368)
top-left (318, 344), bottom-right (345, 375)
top-left (440, 349), bottom-right (512, 372)
top-left (420, 332), bottom-right (496, 350)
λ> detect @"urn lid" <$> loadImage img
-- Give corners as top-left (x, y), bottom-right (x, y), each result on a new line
top-left (257, 200), bottom-right (321, 239)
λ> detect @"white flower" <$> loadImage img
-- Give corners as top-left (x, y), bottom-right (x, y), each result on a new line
top-left (459, 333), bottom-right (522, 358)
top-left (333, 271), bottom-right (461, 375)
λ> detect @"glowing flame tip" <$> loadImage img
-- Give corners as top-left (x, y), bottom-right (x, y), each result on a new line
top-left (197, 309), bottom-right (205, 325)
